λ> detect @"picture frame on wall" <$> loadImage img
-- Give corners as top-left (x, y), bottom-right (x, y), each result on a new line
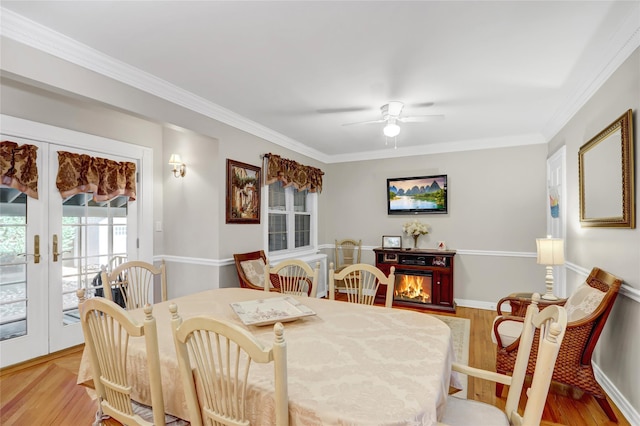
top-left (382, 235), bottom-right (402, 249)
top-left (226, 159), bottom-right (261, 224)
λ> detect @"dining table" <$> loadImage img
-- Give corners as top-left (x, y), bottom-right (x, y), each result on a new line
top-left (77, 287), bottom-right (459, 425)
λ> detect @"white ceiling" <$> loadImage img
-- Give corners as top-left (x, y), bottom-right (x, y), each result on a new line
top-left (1, 1), bottom-right (639, 163)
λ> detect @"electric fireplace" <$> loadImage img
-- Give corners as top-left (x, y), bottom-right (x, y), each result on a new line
top-left (374, 247), bottom-right (456, 313)
top-left (394, 269), bottom-right (433, 305)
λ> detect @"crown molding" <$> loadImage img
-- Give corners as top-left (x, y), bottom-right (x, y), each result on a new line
top-left (0, 7), bottom-right (331, 163)
top-left (328, 133), bottom-right (546, 163)
top-left (543, 6), bottom-right (640, 141)
top-left (2, 6), bottom-right (638, 164)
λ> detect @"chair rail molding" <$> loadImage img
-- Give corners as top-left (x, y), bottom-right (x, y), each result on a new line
top-left (156, 253), bottom-right (640, 304)
top-left (566, 261), bottom-right (640, 304)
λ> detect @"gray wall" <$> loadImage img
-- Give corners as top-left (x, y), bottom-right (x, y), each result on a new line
top-left (322, 144), bottom-right (549, 304)
top-left (548, 47), bottom-right (640, 412)
top-left (1, 35), bottom-right (638, 420)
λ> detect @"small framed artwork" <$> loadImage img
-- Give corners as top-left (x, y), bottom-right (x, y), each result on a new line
top-left (383, 252), bottom-right (398, 262)
top-left (226, 159), bottom-right (261, 224)
top-left (382, 235), bottom-right (402, 249)
top-left (432, 256), bottom-right (447, 267)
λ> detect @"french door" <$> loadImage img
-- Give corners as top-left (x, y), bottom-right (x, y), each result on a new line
top-left (0, 140), bottom-right (48, 365)
top-left (0, 116), bottom-right (151, 367)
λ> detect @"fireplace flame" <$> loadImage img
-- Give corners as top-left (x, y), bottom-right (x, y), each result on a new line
top-left (395, 274), bottom-right (431, 303)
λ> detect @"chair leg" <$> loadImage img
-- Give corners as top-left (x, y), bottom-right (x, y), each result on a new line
top-left (595, 395), bottom-right (618, 422)
top-left (92, 401), bottom-right (109, 426)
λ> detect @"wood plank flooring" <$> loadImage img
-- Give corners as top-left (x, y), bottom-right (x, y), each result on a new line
top-left (0, 305), bottom-right (631, 425)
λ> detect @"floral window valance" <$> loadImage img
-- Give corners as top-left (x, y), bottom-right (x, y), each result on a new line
top-left (264, 153), bottom-right (324, 193)
top-left (0, 141), bottom-right (39, 199)
top-left (56, 151), bottom-right (137, 201)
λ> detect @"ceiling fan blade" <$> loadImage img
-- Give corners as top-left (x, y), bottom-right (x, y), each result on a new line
top-left (398, 115), bottom-right (445, 123)
top-left (408, 102), bottom-right (435, 108)
top-left (316, 106), bottom-right (371, 114)
top-left (342, 119), bottom-right (386, 126)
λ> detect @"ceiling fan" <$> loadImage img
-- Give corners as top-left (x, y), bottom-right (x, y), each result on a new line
top-left (341, 101), bottom-right (444, 138)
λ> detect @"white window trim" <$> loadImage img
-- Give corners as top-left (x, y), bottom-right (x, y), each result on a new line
top-left (263, 182), bottom-right (318, 261)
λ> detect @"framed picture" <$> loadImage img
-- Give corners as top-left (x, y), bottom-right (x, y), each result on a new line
top-left (226, 159), bottom-right (261, 224)
top-left (432, 256), bottom-right (447, 267)
top-left (382, 235), bottom-right (402, 249)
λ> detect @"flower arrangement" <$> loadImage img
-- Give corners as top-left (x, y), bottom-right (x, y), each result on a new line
top-left (403, 219), bottom-right (429, 249)
top-left (402, 219), bottom-right (429, 236)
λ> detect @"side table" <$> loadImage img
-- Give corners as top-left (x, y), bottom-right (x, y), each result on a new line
top-left (498, 292), bottom-right (566, 317)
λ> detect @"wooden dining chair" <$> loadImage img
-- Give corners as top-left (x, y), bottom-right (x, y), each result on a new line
top-left (329, 263), bottom-right (395, 308)
top-left (333, 239), bottom-right (362, 294)
top-left (100, 260), bottom-right (167, 310)
top-left (77, 289), bottom-right (167, 426)
top-left (439, 294), bottom-right (567, 426)
top-left (265, 260), bottom-right (320, 297)
top-left (170, 303), bottom-right (289, 426)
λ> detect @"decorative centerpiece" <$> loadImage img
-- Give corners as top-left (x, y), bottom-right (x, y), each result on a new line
top-left (402, 219), bottom-right (429, 249)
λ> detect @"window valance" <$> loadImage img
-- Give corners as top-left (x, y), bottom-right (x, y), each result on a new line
top-left (0, 141), bottom-right (39, 199)
top-left (264, 153), bottom-right (324, 193)
top-left (56, 151), bottom-right (137, 201)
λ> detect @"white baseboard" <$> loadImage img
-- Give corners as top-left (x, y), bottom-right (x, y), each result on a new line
top-left (593, 362), bottom-right (640, 425)
top-left (454, 298), bottom-right (511, 313)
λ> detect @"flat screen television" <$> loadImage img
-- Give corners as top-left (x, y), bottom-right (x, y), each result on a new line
top-left (387, 174), bottom-right (448, 215)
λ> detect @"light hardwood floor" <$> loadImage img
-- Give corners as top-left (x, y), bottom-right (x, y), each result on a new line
top-left (0, 305), bottom-right (630, 425)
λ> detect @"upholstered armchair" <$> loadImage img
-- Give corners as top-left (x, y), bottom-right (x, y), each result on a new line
top-left (233, 250), bottom-right (274, 291)
top-left (492, 267), bottom-right (622, 421)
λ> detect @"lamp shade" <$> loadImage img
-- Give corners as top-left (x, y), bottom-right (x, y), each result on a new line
top-left (168, 154), bottom-right (182, 165)
top-left (536, 238), bottom-right (565, 265)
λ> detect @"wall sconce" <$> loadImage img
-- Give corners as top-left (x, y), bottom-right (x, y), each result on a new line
top-left (168, 154), bottom-right (186, 178)
top-left (536, 236), bottom-right (565, 300)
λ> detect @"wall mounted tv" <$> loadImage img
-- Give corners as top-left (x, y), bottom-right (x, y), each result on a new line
top-left (387, 174), bottom-right (448, 215)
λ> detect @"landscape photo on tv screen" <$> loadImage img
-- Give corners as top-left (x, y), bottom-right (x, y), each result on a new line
top-left (387, 175), bottom-right (448, 214)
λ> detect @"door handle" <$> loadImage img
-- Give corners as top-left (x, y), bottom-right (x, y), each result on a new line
top-left (53, 234), bottom-right (59, 262)
top-left (17, 235), bottom-right (41, 264)
top-left (52, 234), bottom-right (72, 262)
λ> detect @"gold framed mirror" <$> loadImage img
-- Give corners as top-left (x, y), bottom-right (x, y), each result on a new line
top-left (579, 109), bottom-right (635, 228)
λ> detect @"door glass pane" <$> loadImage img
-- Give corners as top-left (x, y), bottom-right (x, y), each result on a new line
top-left (0, 188), bottom-right (28, 341)
top-left (61, 193), bottom-right (128, 325)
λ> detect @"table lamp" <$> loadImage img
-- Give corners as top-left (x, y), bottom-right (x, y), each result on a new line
top-left (536, 236), bottom-right (565, 300)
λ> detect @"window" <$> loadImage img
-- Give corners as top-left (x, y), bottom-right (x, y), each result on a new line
top-left (267, 181), bottom-right (315, 253)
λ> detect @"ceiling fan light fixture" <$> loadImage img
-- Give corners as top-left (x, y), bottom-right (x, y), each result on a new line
top-left (386, 101), bottom-right (404, 117)
top-left (383, 122), bottom-right (401, 137)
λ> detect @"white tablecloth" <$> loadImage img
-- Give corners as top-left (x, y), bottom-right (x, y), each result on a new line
top-left (78, 287), bottom-right (456, 425)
